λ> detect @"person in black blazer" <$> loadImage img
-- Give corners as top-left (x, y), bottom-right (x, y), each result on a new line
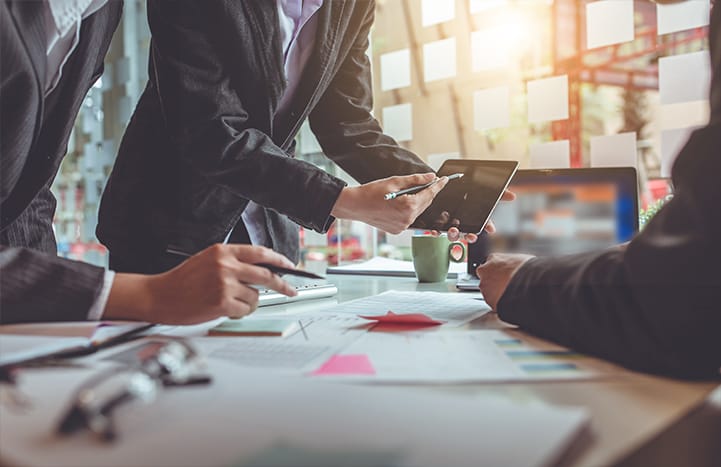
top-left (96, 0), bottom-right (459, 274)
top-left (0, 0), bottom-right (297, 325)
top-left (477, 0), bottom-right (721, 379)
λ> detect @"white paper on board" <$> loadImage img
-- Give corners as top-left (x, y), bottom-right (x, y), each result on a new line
top-left (529, 140), bottom-right (571, 169)
top-left (659, 51), bottom-right (711, 105)
top-left (590, 132), bottom-right (637, 168)
top-left (660, 127), bottom-right (698, 178)
top-left (657, 0), bottom-right (710, 35)
top-left (471, 28), bottom-right (511, 71)
top-left (474, 86), bottom-right (511, 131)
top-left (660, 100), bottom-right (711, 130)
top-left (423, 38), bottom-right (457, 82)
top-left (383, 103), bottom-right (413, 142)
top-left (527, 75), bottom-right (569, 123)
top-left (380, 49), bottom-right (411, 91)
top-left (469, 0), bottom-right (508, 14)
top-left (586, 0), bottom-right (635, 49)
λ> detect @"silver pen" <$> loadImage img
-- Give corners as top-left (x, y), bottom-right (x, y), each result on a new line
top-left (383, 173), bottom-right (464, 200)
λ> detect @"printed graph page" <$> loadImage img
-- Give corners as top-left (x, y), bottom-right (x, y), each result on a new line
top-left (309, 330), bottom-right (621, 383)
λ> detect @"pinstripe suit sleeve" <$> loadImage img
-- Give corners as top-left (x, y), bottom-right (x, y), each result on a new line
top-left (0, 246), bottom-right (105, 323)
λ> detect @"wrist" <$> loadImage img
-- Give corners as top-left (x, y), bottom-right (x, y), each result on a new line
top-left (330, 186), bottom-right (360, 220)
top-left (103, 273), bottom-right (158, 322)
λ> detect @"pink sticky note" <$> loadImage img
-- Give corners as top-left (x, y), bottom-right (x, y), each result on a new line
top-left (311, 354), bottom-right (375, 376)
top-left (358, 311), bottom-right (444, 326)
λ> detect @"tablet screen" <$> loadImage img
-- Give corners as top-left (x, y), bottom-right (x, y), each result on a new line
top-left (411, 160), bottom-right (519, 233)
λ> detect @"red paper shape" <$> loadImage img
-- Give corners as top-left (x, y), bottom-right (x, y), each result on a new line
top-left (358, 311), bottom-right (444, 326)
top-left (311, 354), bottom-right (375, 376)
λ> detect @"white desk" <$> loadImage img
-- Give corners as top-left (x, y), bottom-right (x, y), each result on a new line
top-left (1, 274), bottom-right (718, 467)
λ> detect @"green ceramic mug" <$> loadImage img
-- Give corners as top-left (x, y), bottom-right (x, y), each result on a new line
top-left (411, 235), bottom-right (467, 283)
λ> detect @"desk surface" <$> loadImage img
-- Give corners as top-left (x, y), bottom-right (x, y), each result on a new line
top-left (257, 273), bottom-right (719, 467)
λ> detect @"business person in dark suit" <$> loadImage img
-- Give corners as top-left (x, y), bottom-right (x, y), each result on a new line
top-left (477, 0), bottom-right (721, 379)
top-left (0, 0), bottom-right (296, 325)
top-left (96, 0), bottom-right (460, 274)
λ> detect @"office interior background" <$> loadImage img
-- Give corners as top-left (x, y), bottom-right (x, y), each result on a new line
top-left (54, 0), bottom-right (711, 268)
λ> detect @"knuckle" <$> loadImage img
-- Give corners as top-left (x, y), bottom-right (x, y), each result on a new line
top-left (257, 267), bottom-right (274, 282)
top-left (211, 244), bottom-right (227, 261)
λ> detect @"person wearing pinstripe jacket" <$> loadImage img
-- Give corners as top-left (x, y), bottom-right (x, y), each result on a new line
top-left (0, 0), bottom-right (296, 325)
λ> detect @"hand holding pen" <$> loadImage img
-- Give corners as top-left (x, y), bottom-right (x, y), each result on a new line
top-left (384, 173), bottom-right (464, 200)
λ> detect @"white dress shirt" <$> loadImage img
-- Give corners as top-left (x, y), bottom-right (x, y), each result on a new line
top-left (43, 0), bottom-right (114, 320)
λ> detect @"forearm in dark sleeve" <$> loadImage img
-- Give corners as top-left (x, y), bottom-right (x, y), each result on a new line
top-left (0, 247), bottom-right (105, 324)
top-left (308, 3), bottom-right (431, 183)
top-left (499, 242), bottom-right (720, 379)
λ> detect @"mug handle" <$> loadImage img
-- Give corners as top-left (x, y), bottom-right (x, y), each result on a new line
top-left (448, 241), bottom-right (467, 263)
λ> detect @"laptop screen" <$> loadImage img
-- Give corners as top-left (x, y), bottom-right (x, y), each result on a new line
top-left (467, 168), bottom-right (639, 274)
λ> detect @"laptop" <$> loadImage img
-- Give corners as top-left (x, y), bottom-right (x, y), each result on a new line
top-left (457, 167), bottom-right (639, 290)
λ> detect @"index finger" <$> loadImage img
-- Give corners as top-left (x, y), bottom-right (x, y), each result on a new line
top-left (228, 244), bottom-right (296, 269)
top-left (414, 176), bottom-right (448, 205)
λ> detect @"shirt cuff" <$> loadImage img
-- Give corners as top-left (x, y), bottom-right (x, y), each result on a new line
top-left (86, 270), bottom-right (116, 321)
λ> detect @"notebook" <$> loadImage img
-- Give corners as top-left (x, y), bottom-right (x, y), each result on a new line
top-left (208, 319), bottom-right (301, 337)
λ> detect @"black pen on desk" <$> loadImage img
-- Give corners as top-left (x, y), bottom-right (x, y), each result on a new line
top-left (384, 172), bottom-right (464, 200)
top-left (254, 263), bottom-right (325, 280)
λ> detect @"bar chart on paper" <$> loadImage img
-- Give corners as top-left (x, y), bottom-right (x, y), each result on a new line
top-left (309, 330), bottom-right (617, 383)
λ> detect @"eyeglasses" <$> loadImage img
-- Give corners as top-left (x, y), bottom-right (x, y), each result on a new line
top-left (57, 338), bottom-right (211, 442)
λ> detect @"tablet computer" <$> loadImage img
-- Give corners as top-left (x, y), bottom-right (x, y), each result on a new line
top-left (411, 159), bottom-right (519, 233)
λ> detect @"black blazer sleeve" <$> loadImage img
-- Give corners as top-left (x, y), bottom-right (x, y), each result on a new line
top-left (145, 0), bottom-right (345, 233)
top-left (0, 247), bottom-right (105, 324)
top-left (308, 4), bottom-right (431, 183)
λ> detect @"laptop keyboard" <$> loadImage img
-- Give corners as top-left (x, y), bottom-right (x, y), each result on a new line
top-left (258, 280), bottom-right (338, 307)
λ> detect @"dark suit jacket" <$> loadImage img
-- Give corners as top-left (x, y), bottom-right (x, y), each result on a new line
top-left (96, 0), bottom-right (430, 270)
top-left (0, 0), bottom-right (122, 323)
top-left (497, 5), bottom-right (721, 379)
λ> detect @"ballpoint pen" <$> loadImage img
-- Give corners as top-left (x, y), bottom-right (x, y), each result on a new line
top-left (384, 173), bottom-right (464, 200)
top-left (165, 248), bottom-right (325, 280)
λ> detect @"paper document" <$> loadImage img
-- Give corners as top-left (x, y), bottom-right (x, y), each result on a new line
top-left (309, 330), bottom-right (617, 383)
top-left (327, 256), bottom-right (467, 278)
top-left (325, 291), bottom-right (491, 327)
